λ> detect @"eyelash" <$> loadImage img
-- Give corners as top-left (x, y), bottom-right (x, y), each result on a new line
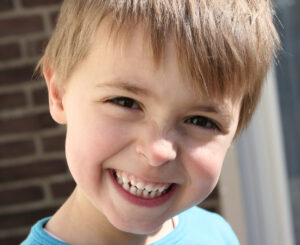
top-left (184, 116), bottom-right (220, 131)
top-left (107, 97), bottom-right (220, 131)
top-left (107, 97), bottom-right (141, 110)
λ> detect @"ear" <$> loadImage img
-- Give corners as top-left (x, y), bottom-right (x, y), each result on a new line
top-left (43, 65), bottom-right (67, 124)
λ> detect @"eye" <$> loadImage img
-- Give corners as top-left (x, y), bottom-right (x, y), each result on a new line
top-left (185, 116), bottom-right (220, 131)
top-left (107, 97), bottom-right (141, 110)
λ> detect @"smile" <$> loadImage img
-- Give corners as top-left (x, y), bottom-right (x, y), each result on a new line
top-left (109, 169), bottom-right (176, 207)
top-left (113, 169), bottom-right (173, 198)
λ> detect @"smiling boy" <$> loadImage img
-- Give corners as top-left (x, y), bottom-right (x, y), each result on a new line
top-left (21, 1), bottom-right (279, 244)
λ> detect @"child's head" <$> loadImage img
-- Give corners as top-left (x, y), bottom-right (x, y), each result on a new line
top-left (41, 0), bottom-right (279, 240)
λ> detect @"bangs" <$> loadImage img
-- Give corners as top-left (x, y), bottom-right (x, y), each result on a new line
top-left (105, 0), bottom-right (278, 103)
top-left (41, 0), bottom-right (280, 133)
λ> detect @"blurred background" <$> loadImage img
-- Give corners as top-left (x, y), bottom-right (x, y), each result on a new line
top-left (0, 0), bottom-right (299, 244)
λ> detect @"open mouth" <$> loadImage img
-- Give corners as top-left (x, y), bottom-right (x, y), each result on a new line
top-left (111, 169), bottom-right (174, 200)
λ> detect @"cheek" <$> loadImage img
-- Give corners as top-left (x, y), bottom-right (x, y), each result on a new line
top-left (64, 113), bottom-right (131, 184)
top-left (177, 143), bottom-right (230, 209)
top-left (188, 144), bottom-right (228, 184)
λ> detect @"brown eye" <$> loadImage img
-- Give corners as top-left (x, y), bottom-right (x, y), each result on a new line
top-left (185, 116), bottom-right (219, 131)
top-left (108, 97), bottom-right (140, 109)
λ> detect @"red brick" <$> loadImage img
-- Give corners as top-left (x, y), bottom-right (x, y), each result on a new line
top-left (0, 206), bottom-right (58, 229)
top-left (0, 158), bottom-right (67, 183)
top-left (0, 15), bottom-right (44, 38)
top-left (0, 235), bottom-right (27, 245)
top-left (0, 91), bottom-right (26, 110)
top-left (0, 139), bottom-right (35, 160)
top-left (51, 179), bottom-right (75, 198)
top-left (26, 37), bottom-right (48, 57)
top-left (32, 85), bottom-right (48, 105)
top-left (21, 0), bottom-right (62, 8)
top-left (0, 111), bottom-right (57, 135)
top-left (42, 134), bottom-right (65, 153)
top-left (0, 43), bottom-right (21, 61)
top-left (0, 0), bottom-right (14, 12)
top-left (0, 186), bottom-right (44, 206)
top-left (0, 64), bottom-right (35, 86)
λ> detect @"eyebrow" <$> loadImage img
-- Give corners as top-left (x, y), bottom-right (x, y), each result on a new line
top-left (193, 104), bottom-right (223, 114)
top-left (96, 80), bottom-right (233, 123)
top-left (96, 80), bottom-right (152, 97)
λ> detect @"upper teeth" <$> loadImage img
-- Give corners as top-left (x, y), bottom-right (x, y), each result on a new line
top-left (115, 170), bottom-right (171, 198)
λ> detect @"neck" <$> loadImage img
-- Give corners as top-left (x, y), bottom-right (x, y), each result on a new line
top-left (45, 187), bottom-right (174, 245)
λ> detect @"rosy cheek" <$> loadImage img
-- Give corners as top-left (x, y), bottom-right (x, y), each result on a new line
top-left (64, 117), bottom-right (125, 193)
top-left (65, 113), bottom-right (132, 169)
top-left (189, 146), bottom-right (225, 181)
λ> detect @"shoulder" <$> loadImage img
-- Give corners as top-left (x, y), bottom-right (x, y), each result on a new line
top-left (21, 217), bottom-right (70, 245)
top-left (182, 206), bottom-right (231, 228)
top-left (179, 206), bottom-right (240, 245)
top-left (152, 207), bottom-right (240, 244)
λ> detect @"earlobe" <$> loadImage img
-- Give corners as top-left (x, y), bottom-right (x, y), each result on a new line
top-left (43, 65), bottom-right (67, 125)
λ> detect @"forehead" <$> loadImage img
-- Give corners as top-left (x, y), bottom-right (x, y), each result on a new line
top-left (92, 17), bottom-right (224, 91)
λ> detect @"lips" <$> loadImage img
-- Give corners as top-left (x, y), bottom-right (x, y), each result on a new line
top-left (109, 169), bottom-right (176, 207)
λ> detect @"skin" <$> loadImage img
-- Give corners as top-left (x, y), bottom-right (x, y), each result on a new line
top-left (44, 21), bottom-right (241, 245)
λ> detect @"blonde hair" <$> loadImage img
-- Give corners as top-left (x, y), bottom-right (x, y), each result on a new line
top-left (40, 0), bottom-right (280, 134)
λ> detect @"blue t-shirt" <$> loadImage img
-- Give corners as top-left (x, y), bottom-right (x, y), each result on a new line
top-left (21, 206), bottom-right (239, 245)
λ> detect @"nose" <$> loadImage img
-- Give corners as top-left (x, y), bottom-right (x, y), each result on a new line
top-left (136, 123), bottom-right (177, 167)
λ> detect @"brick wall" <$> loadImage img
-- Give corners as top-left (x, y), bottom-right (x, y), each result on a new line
top-left (0, 1), bottom-right (74, 244)
top-left (0, 1), bottom-right (220, 244)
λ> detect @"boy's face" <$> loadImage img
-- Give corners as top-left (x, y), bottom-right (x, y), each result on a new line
top-left (49, 23), bottom-right (240, 234)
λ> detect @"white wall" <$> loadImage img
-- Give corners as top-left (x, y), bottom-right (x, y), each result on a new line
top-left (220, 67), bottom-right (295, 245)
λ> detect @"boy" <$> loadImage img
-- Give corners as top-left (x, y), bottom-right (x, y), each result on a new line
top-left (22, 0), bottom-right (279, 244)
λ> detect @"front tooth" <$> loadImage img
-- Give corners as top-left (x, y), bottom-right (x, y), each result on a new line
top-left (122, 175), bottom-right (129, 184)
top-left (116, 171), bottom-right (121, 178)
top-left (150, 191), bottom-right (156, 198)
top-left (136, 189), bottom-right (142, 196)
top-left (136, 182), bottom-right (145, 190)
top-left (123, 183), bottom-right (130, 191)
top-left (145, 184), bottom-right (154, 192)
top-left (143, 189), bottom-right (149, 198)
top-left (130, 179), bottom-right (136, 186)
top-left (130, 186), bottom-right (137, 195)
